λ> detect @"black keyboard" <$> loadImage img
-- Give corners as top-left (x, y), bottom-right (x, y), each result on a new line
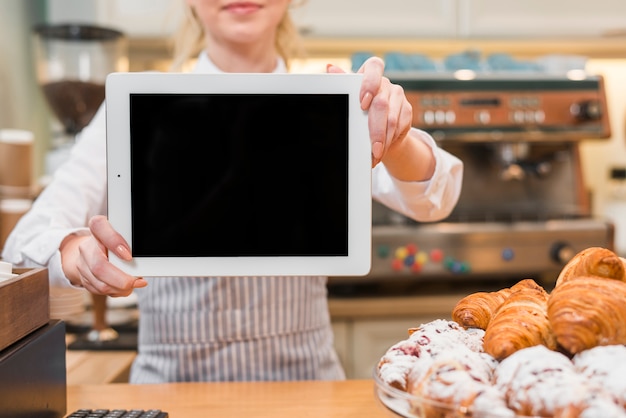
top-left (66, 409), bottom-right (169, 418)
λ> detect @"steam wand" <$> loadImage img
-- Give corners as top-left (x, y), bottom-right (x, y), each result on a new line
top-left (497, 142), bottom-right (552, 181)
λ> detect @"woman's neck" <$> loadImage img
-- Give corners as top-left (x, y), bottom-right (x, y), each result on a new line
top-left (205, 41), bottom-right (279, 73)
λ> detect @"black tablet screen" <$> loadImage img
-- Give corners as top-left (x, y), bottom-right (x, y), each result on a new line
top-left (128, 93), bottom-right (350, 257)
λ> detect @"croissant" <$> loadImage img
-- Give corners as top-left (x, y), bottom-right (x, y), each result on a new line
top-left (452, 280), bottom-right (528, 330)
top-left (548, 275), bottom-right (626, 355)
top-left (451, 279), bottom-right (537, 330)
top-left (556, 247), bottom-right (626, 286)
top-left (451, 289), bottom-right (512, 330)
top-left (483, 279), bottom-right (556, 361)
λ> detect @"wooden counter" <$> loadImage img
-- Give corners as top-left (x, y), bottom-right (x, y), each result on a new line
top-left (328, 293), bottom-right (462, 319)
top-left (65, 334), bottom-right (136, 385)
top-left (66, 349), bottom-right (136, 385)
top-left (67, 379), bottom-right (387, 417)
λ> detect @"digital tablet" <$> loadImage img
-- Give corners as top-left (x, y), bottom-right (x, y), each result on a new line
top-left (105, 72), bottom-right (371, 277)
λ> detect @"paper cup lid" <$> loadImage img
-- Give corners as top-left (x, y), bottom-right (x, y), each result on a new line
top-left (0, 199), bottom-right (32, 213)
top-left (0, 129), bottom-right (34, 144)
top-left (0, 261), bottom-right (18, 281)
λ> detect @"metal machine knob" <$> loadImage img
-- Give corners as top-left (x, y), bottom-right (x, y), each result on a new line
top-left (570, 100), bottom-right (602, 121)
top-left (550, 242), bottom-right (576, 264)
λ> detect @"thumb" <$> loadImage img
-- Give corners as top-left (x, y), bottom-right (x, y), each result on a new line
top-left (326, 63), bottom-right (346, 74)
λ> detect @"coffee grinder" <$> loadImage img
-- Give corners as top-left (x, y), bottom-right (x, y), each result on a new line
top-left (32, 23), bottom-right (128, 345)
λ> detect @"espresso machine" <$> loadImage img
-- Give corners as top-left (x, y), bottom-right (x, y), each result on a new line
top-left (330, 70), bottom-right (613, 289)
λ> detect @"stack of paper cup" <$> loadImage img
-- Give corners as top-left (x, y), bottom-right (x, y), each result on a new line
top-left (0, 198), bottom-right (32, 251)
top-left (0, 129), bottom-right (34, 198)
top-left (0, 260), bottom-right (18, 283)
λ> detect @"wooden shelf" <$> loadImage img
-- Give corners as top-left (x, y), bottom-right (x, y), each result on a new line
top-left (298, 37), bottom-right (626, 59)
top-left (128, 36), bottom-right (626, 71)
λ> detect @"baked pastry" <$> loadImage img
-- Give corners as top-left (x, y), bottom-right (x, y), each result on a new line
top-left (407, 319), bottom-right (486, 354)
top-left (494, 345), bottom-right (625, 417)
top-left (376, 318), bottom-right (626, 417)
top-left (494, 345), bottom-right (581, 417)
top-left (482, 279), bottom-right (556, 360)
top-left (451, 287), bottom-right (513, 330)
top-left (573, 393), bottom-right (626, 418)
top-left (377, 319), bottom-right (486, 391)
top-left (556, 247), bottom-right (626, 286)
top-left (471, 386), bottom-right (517, 418)
top-left (573, 345), bottom-right (626, 408)
top-left (377, 340), bottom-right (421, 390)
top-left (451, 279), bottom-right (536, 330)
top-left (547, 275), bottom-right (626, 355)
top-left (407, 349), bottom-right (513, 418)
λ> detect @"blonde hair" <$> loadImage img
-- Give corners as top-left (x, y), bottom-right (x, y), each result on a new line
top-left (170, 2), bottom-right (305, 72)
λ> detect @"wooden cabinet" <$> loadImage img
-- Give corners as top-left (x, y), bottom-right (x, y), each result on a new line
top-left (332, 315), bottom-right (449, 379)
top-left (294, 0), bottom-right (626, 39)
top-left (458, 0), bottom-right (626, 38)
top-left (46, 0), bottom-right (626, 39)
top-left (330, 321), bottom-right (352, 377)
top-left (352, 317), bottom-right (441, 379)
top-left (46, 0), bottom-right (182, 36)
top-left (329, 294), bottom-right (459, 379)
top-left (291, 0), bottom-right (458, 38)
top-left (47, 0), bottom-right (458, 38)
top-left (94, 0), bottom-right (183, 37)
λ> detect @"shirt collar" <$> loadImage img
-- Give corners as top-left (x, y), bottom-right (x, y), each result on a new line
top-left (192, 50), bottom-right (287, 74)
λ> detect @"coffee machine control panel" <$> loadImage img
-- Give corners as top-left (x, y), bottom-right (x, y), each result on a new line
top-left (388, 74), bottom-right (611, 142)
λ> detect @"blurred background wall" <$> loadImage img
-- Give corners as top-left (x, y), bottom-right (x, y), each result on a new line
top-left (0, 0), bottom-right (50, 181)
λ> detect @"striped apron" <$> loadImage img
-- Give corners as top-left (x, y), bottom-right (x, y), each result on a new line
top-left (130, 276), bottom-right (345, 382)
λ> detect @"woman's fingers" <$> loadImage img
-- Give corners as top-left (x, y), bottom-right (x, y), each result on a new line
top-left (88, 215), bottom-right (132, 261)
top-left (356, 56), bottom-right (385, 111)
top-left (327, 57), bottom-right (413, 166)
top-left (81, 215), bottom-right (146, 296)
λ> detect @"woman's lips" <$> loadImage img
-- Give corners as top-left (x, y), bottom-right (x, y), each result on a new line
top-left (223, 2), bottom-right (262, 15)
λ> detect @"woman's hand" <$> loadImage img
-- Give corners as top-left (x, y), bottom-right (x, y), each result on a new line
top-left (327, 56), bottom-right (413, 167)
top-left (327, 57), bottom-right (436, 182)
top-left (60, 215), bottom-right (147, 297)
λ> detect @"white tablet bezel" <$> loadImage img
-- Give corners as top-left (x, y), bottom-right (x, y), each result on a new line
top-left (105, 72), bottom-right (371, 277)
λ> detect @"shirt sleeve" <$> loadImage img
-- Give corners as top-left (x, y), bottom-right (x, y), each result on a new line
top-left (1, 104), bottom-right (108, 290)
top-left (371, 128), bottom-right (463, 222)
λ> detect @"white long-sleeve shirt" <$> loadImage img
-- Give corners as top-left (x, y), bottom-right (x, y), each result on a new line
top-left (2, 53), bottom-right (462, 382)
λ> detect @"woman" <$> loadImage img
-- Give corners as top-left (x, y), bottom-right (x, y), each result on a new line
top-left (3, 0), bottom-right (463, 382)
